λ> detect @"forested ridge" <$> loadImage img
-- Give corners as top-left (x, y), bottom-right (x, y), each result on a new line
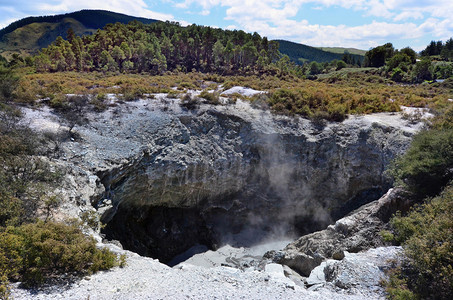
top-left (32, 21), bottom-right (280, 74)
top-left (276, 39), bottom-right (364, 64)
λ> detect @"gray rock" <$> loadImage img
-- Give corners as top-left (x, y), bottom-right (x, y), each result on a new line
top-left (282, 265), bottom-right (306, 287)
top-left (306, 260), bottom-right (335, 286)
top-left (324, 247), bottom-right (402, 295)
top-left (279, 252), bottom-right (325, 277)
top-left (273, 188), bottom-right (412, 276)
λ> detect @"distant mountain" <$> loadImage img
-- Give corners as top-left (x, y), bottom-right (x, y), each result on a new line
top-left (0, 10), bottom-right (158, 57)
top-left (276, 39), bottom-right (364, 64)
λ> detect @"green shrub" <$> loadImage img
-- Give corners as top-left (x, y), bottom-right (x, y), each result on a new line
top-left (199, 90), bottom-right (220, 105)
top-left (384, 267), bottom-right (417, 300)
top-left (391, 67), bottom-right (404, 82)
top-left (0, 66), bottom-right (19, 102)
top-left (179, 82), bottom-right (196, 89)
top-left (385, 185), bottom-right (453, 299)
top-left (48, 93), bottom-right (67, 109)
top-left (269, 88), bottom-right (301, 115)
top-left (180, 93), bottom-right (200, 110)
top-left (0, 220), bottom-right (122, 288)
top-left (326, 103), bottom-right (348, 122)
top-left (120, 86), bottom-right (144, 101)
top-left (57, 95), bottom-right (90, 133)
top-left (0, 101), bottom-right (122, 291)
top-left (431, 104), bottom-right (453, 130)
top-left (311, 110), bottom-right (328, 127)
top-left (0, 274), bottom-right (11, 300)
top-left (0, 103), bottom-right (61, 227)
top-left (167, 90), bottom-right (180, 99)
top-left (80, 210), bottom-right (101, 231)
top-left (391, 129), bottom-right (453, 198)
top-left (90, 98), bottom-right (108, 112)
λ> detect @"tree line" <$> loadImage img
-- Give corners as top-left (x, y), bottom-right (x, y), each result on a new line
top-left (6, 18), bottom-right (452, 82)
top-left (420, 38), bottom-right (453, 61)
top-left (274, 39), bottom-right (364, 65)
top-left (364, 41), bottom-right (453, 82)
top-left (32, 21), bottom-right (280, 74)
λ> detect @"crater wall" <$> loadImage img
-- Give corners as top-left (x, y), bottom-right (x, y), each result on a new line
top-left (27, 97), bottom-right (420, 263)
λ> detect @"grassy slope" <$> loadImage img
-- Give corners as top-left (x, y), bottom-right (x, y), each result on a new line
top-left (0, 10), bottom-right (158, 58)
top-left (276, 39), bottom-right (364, 64)
top-left (317, 47), bottom-right (367, 56)
top-left (0, 18), bottom-right (95, 55)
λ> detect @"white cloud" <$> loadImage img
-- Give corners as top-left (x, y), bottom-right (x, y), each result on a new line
top-left (365, 0), bottom-right (394, 18)
top-left (175, 0), bottom-right (221, 9)
top-left (170, 0), bottom-right (453, 48)
top-left (36, 0), bottom-right (175, 21)
top-left (393, 10), bottom-right (424, 22)
top-left (235, 17), bottom-right (423, 49)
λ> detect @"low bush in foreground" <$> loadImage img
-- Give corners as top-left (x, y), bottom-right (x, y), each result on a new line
top-left (0, 102), bottom-right (124, 299)
top-left (384, 106), bottom-right (453, 299)
top-left (0, 220), bottom-right (123, 289)
top-left (383, 184), bottom-right (453, 299)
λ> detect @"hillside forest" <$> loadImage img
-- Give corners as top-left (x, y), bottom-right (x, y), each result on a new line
top-left (32, 21), bottom-right (280, 74)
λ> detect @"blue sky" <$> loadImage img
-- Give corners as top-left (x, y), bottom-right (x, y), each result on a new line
top-left (1, 0), bottom-right (452, 51)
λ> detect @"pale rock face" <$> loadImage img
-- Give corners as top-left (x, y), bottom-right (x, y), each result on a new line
top-left (271, 188), bottom-right (412, 276)
top-left (22, 96), bottom-right (420, 263)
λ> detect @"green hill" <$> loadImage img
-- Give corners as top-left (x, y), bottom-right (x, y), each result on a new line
top-left (0, 10), bottom-right (158, 58)
top-left (276, 39), bottom-right (364, 64)
top-left (317, 47), bottom-right (367, 56)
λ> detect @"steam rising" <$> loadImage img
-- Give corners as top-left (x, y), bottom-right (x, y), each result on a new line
top-left (102, 97), bottom-right (400, 263)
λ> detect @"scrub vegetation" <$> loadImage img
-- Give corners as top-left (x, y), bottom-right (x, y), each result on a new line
top-left (0, 62), bottom-right (124, 299)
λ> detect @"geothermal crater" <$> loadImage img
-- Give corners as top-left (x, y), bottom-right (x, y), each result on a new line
top-left (55, 97), bottom-right (418, 265)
